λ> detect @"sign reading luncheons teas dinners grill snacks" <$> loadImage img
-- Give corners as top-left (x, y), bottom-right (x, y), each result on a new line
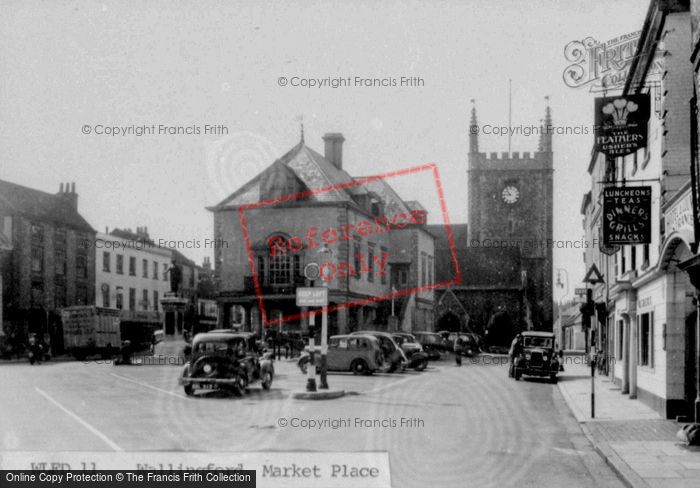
top-left (603, 186), bottom-right (652, 245)
top-left (594, 94), bottom-right (650, 157)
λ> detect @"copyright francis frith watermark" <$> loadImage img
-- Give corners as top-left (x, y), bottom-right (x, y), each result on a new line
top-left (238, 164), bottom-right (461, 327)
top-left (562, 30), bottom-right (663, 92)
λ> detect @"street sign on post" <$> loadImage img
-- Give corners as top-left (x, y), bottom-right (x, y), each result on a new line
top-left (574, 288), bottom-right (587, 296)
top-left (583, 264), bottom-right (604, 285)
top-left (296, 287), bottom-right (328, 307)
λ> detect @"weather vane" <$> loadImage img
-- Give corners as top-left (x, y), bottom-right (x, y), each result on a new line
top-left (297, 114), bottom-right (304, 143)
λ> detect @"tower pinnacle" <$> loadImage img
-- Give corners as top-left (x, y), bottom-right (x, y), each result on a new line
top-left (469, 99), bottom-right (479, 154)
top-left (538, 97), bottom-right (552, 152)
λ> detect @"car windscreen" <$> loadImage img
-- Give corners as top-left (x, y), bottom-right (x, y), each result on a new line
top-left (194, 338), bottom-right (245, 354)
top-left (523, 337), bottom-right (553, 349)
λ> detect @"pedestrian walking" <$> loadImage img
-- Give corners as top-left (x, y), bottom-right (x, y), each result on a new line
top-left (508, 333), bottom-right (523, 378)
top-left (454, 336), bottom-right (463, 366)
top-left (118, 340), bottom-right (133, 365)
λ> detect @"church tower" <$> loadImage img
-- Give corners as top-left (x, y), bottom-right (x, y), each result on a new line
top-left (467, 100), bottom-right (553, 330)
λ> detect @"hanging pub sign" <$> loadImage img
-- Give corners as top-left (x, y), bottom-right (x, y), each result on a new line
top-left (603, 186), bottom-right (652, 245)
top-left (594, 94), bottom-right (651, 157)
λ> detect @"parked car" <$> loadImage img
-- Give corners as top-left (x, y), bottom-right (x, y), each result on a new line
top-left (206, 328), bottom-right (239, 333)
top-left (391, 333), bottom-right (429, 371)
top-left (351, 330), bottom-right (407, 373)
top-left (179, 332), bottom-right (274, 396)
top-left (297, 334), bottom-right (386, 375)
top-left (438, 331), bottom-right (479, 357)
top-left (413, 332), bottom-right (443, 360)
top-left (513, 331), bottom-right (559, 383)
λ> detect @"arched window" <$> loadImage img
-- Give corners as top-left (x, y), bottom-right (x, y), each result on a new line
top-left (265, 234), bottom-right (291, 285)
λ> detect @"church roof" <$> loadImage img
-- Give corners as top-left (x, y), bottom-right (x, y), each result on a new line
top-left (427, 223), bottom-right (469, 249)
top-left (0, 179), bottom-right (95, 233)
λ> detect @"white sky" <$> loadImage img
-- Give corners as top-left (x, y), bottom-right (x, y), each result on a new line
top-left (0, 0), bottom-right (647, 301)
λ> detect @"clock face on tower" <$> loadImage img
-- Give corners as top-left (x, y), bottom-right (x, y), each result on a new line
top-left (501, 185), bottom-right (520, 204)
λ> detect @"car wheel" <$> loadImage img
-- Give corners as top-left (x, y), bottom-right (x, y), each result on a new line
top-left (550, 375), bottom-right (558, 384)
top-left (230, 374), bottom-right (246, 396)
top-left (351, 359), bottom-right (369, 375)
top-left (262, 371), bottom-right (273, 390)
top-left (184, 384), bottom-right (194, 396)
top-left (414, 359), bottom-right (427, 371)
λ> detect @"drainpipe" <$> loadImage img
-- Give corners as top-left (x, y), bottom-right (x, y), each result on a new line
top-left (695, 288), bottom-right (700, 423)
top-left (606, 256), bottom-right (611, 378)
top-left (629, 308), bottom-right (637, 399)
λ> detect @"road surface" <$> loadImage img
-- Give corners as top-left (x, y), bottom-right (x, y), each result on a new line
top-left (0, 354), bottom-right (622, 487)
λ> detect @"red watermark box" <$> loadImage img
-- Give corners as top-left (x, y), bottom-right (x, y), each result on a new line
top-left (237, 163), bottom-right (461, 327)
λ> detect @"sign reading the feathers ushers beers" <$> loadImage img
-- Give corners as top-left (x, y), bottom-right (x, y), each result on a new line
top-left (603, 186), bottom-right (652, 245)
top-left (595, 94), bottom-right (650, 157)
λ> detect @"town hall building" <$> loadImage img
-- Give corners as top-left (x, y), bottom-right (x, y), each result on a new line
top-left (209, 131), bottom-right (435, 336)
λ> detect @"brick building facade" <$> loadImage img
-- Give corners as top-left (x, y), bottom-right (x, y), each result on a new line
top-left (0, 180), bottom-right (96, 353)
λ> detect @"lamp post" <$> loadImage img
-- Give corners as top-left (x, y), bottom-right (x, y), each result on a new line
top-left (555, 268), bottom-right (569, 349)
top-left (305, 309), bottom-right (317, 392)
top-left (317, 245), bottom-right (333, 390)
top-left (301, 263), bottom-right (320, 393)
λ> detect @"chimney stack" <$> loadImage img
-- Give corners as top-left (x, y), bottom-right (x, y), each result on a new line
top-left (57, 181), bottom-right (78, 209)
top-left (322, 133), bottom-right (345, 170)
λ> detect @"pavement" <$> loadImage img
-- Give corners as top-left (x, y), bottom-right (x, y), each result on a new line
top-left (557, 358), bottom-right (700, 488)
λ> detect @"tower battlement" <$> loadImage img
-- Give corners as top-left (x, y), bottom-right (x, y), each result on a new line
top-left (468, 150), bottom-right (553, 171)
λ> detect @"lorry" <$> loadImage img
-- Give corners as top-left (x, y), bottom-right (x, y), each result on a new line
top-left (61, 306), bottom-right (121, 360)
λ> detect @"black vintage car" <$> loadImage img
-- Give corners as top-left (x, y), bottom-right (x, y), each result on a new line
top-left (412, 332), bottom-right (442, 360)
top-left (179, 332), bottom-right (274, 396)
top-left (438, 331), bottom-right (479, 357)
top-left (513, 331), bottom-right (559, 383)
top-left (391, 333), bottom-right (429, 371)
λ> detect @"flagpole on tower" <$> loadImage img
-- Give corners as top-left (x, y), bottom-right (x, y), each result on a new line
top-left (508, 79), bottom-right (512, 154)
